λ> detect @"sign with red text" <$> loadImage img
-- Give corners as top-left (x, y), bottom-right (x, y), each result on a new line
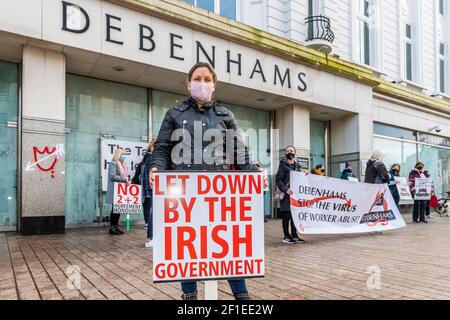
top-left (290, 172), bottom-right (406, 234)
top-left (152, 172), bottom-right (265, 283)
top-left (113, 183), bottom-right (143, 215)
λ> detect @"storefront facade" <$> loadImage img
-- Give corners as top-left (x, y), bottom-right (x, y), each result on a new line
top-left (0, 0), bottom-right (449, 234)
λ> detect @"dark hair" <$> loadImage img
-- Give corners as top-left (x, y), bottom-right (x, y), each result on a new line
top-left (315, 164), bottom-right (323, 170)
top-left (415, 161), bottom-right (424, 168)
top-left (391, 163), bottom-right (401, 170)
top-left (187, 62), bottom-right (217, 83)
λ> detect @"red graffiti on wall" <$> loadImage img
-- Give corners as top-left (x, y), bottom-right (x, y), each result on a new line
top-left (26, 144), bottom-right (65, 179)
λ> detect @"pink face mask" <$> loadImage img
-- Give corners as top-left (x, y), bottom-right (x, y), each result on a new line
top-left (189, 81), bottom-right (214, 103)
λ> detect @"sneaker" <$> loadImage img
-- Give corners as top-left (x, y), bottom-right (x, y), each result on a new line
top-left (234, 292), bottom-right (251, 300)
top-left (144, 223), bottom-right (148, 229)
top-left (109, 227), bottom-right (120, 235)
top-left (412, 220), bottom-right (419, 224)
top-left (282, 237), bottom-right (296, 244)
top-left (115, 226), bottom-right (124, 235)
top-left (292, 236), bottom-right (305, 243)
top-left (419, 220), bottom-right (428, 224)
top-left (145, 240), bottom-right (153, 248)
top-left (181, 292), bottom-right (198, 300)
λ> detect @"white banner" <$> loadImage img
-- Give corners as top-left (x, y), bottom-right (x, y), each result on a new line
top-left (290, 172), bottom-right (406, 234)
top-left (395, 177), bottom-right (414, 203)
top-left (100, 139), bottom-right (148, 192)
top-left (414, 178), bottom-right (432, 200)
top-left (152, 172), bottom-right (265, 283)
top-left (113, 183), bottom-right (143, 215)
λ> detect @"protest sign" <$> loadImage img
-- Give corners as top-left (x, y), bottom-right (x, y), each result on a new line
top-left (113, 183), bottom-right (143, 215)
top-left (414, 178), bottom-right (432, 200)
top-left (101, 139), bottom-right (148, 191)
top-left (395, 177), bottom-right (414, 203)
top-left (290, 172), bottom-right (406, 234)
top-left (152, 172), bottom-right (265, 283)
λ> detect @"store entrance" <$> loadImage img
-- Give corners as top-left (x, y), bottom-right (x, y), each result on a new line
top-left (0, 61), bottom-right (18, 231)
top-left (65, 74), bottom-right (148, 226)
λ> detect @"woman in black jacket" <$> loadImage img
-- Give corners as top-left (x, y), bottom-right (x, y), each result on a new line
top-left (149, 62), bottom-right (266, 301)
top-left (276, 146), bottom-right (305, 244)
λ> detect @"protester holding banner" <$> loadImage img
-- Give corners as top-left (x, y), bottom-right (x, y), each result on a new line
top-left (388, 164), bottom-right (401, 209)
top-left (106, 148), bottom-right (130, 235)
top-left (276, 146), bottom-right (305, 244)
top-left (141, 139), bottom-right (156, 247)
top-left (408, 162), bottom-right (429, 224)
top-left (150, 62), bottom-right (265, 301)
top-left (364, 150), bottom-right (390, 184)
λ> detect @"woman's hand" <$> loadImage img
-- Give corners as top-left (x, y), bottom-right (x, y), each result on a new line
top-left (287, 188), bottom-right (293, 195)
top-left (258, 168), bottom-right (268, 189)
top-left (150, 167), bottom-right (158, 188)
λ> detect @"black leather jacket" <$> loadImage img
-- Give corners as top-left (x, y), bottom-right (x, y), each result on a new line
top-left (151, 98), bottom-right (257, 172)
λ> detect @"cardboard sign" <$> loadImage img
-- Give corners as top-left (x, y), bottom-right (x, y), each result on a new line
top-left (152, 172), bottom-right (265, 283)
top-left (290, 172), bottom-right (406, 234)
top-left (101, 139), bottom-right (148, 191)
top-left (395, 177), bottom-right (414, 203)
top-left (113, 183), bottom-right (143, 215)
top-left (414, 178), bottom-right (432, 200)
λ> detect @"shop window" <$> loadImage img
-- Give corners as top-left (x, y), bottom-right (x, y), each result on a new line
top-left (373, 122), bottom-right (417, 141)
top-left (65, 74), bottom-right (148, 225)
top-left (373, 137), bottom-right (417, 178)
top-left (310, 120), bottom-right (326, 170)
top-left (0, 61), bottom-right (18, 230)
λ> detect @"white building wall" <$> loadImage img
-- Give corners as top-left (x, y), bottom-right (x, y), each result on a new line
top-left (422, 0), bottom-right (437, 92)
top-left (244, 0), bottom-right (446, 96)
top-left (381, 0), bottom-right (400, 79)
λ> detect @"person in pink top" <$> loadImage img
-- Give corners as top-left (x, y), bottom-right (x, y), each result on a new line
top-left (408, 162), bottom-right (428, 224)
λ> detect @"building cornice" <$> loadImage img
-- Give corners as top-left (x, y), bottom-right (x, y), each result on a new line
top-left (108, 0), bottom-right (450, 115)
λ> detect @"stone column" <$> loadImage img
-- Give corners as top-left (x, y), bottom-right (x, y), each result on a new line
top-left (21, 45), bottom-right (66, 235)
top-left (275, 104), bottom-right (311, 169)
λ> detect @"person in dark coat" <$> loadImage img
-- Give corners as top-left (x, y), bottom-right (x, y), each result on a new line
top-left (364, 150), bottom-right (390, 184)
top-left (149, 62), bottom-right (266, 301)
top-left (141, 138), bottom-right (156, 248)
top-left (388, 163), bottom-right (401, 209)
top-left (276, 146), bottom-right (305, 244)
top-left (408, 162), bottom-right (432, 223)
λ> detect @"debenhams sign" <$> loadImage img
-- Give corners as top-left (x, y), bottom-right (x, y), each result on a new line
top-left (60, 0), bottom-right (308, 95)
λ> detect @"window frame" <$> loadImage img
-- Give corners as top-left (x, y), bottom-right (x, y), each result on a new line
top-left (185, 0), bottom-right (240, 20)
top-left (438, 41), bottom-right (448, 94)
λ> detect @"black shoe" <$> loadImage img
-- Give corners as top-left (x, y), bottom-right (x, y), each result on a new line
top-left (234, 292), bottom-right (250, 300)
top-left (109, 227), bottom-right (120, 235)
top-left (412, 220), bottom-right (419, 224)
top-left (292, 236), bottom-right (305, 243)
top-left (282, 237), bottom-right (296, 244)
top-left (181, 292), bottom-right (198, 300)
top-left (115, 226), bottom-right (125, 234)
top-left (419, 220), bottom-right (428, 224)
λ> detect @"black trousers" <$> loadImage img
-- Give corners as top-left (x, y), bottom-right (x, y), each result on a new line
top-left (281, 211), bottom-right (298, 238)
top-left (413, 200), bottom-right (427, 222)
top-left (110, 206), bottom-right (121, 226)
top-left (425, 201), bottom-right (430, 217)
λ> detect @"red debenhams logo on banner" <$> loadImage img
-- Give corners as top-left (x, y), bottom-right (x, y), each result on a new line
top-left (152, 172), bottom-right (265, 283)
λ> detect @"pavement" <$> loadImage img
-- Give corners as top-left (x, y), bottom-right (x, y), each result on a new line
top-left (1, 214), bottom-right (450, 300)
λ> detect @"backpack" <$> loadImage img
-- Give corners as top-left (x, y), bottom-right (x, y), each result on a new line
top-left (131, 161), bottom-right (144, 185)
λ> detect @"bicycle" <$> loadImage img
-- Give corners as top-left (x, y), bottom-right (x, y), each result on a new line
top-left (435, 191), bottom-right (450, 217)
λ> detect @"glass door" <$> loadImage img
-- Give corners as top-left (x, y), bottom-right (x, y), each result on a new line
top-left (0, 61), bottom-right (18, 231)
top-left (65, 74), bottom-right (148, 226)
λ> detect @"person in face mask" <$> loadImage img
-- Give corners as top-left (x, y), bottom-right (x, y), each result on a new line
top-left (340, 163), bottom-right (356, 180)
top-left (105, 148), bottom-right (130, 235)
top-left (388, 164), bottom-right (401, 209)
top-left (311, 164), bottom-right (325, 176)
top-left (408, 162), bottom-right (428, 223)
top-left (149, 62), bottom-right (267, 301)
top-left (276, 146), bottom-right (305, 245)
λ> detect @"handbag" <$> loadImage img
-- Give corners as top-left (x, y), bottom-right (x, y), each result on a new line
top-left (429, 195), bottom-right (439, 208)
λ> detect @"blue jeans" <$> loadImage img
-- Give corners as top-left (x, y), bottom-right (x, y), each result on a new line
top-left (181, 279), bottom-right (247, 294)
top-left (144, 197), bottom-right (153, 239)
